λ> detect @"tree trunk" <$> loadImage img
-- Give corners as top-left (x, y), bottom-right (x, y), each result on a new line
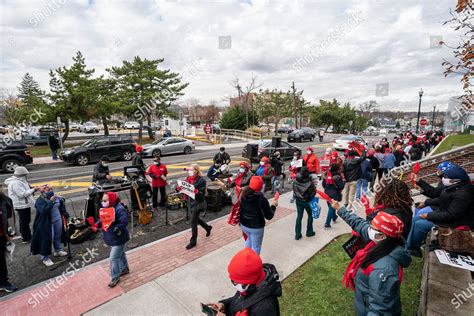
top-left (62, 120), bottom-right (69, 143)
top-left (147, 114), bottom-right (154, 140)
top-left (138, 121), bottom-right (143, 141)
top-left (102, 116), bottom-right (109, 136)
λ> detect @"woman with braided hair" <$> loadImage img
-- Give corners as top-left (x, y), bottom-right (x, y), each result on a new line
top-left (371, 178), bottom-right (414, 239)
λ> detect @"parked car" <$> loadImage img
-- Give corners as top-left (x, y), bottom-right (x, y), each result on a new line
top-left (287, 128), bottom-right (314, 142)
top-left (277, 126), bottom-right (294, 134)
top-left (332, 135), bottom-right (367, 151)
top-left (60, 135), bottom-right (136, 166)
top-left (80, 122), bottom-right (100, 133)
top-left (124, 121), bottom-right (140, 129)
top-left (242, 139), bottom-right (301, 162)
top-left (141, 137), bottom-right (195, 158)
top-left (0, 139), bottom-right (33, 173)
top-left (21, 126), bottom-right (58, 145)
top-left (69, 122), bottom-right (81, 132)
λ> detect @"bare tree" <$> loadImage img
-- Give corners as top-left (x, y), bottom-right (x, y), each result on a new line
top-left (358, 100), bottom-right (379, 119)
top-left (230, 75), bottom-right (263, 128)
top-left (442, 1), bottom-right (473, 113)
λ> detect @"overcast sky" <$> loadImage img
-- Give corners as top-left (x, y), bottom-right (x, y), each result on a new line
top-left (0, 0), bottom-right (464, 111)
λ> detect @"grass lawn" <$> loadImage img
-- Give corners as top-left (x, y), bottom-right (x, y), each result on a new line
top-left (27, 143), bottom-right (77, 158)
top-left (432, 134), bottom-right (474, 155)
top-left (280, 234), bottom-right (423, 316)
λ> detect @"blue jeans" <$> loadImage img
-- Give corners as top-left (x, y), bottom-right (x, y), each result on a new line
top-left (41, 220), bottom-right (64, 261)
top-left (109, 243), bottom-right (129, 280)
top-left (325, 202), bottom-right (338, 227)
top-left (407, 207), bottom-right (434, 249)
top-left (295, 200), bottom-right (314, 237)
top-left (51, 149), bottom-right (58, 160)
top-left (355, 179), bottom-right (368, 200)
top-left (240, 224), bottom-right (265, 255)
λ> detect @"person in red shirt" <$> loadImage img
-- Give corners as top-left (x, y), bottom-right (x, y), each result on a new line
top-left (320, 147), bottom-right (333, 174)
top-left (303, 147), bottom-right (320, 174)
top-left (146, 157), bottom-right (168, 209)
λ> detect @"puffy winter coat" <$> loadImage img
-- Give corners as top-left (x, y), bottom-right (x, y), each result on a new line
top-left (220, 263), bottom-right (282, 316)
top-left (240, 190), bottom-right (276, 229)
top-left (342, 154), bottom-right (366, 182)
top-left (322, 171), bottom-right (344, 201)
top-left (338, 207), bottom-right (412, 316)
top-left (4, 175), bottom-right (36, 209)
top-left (292, 173), bottom-right (315, 202)
top-left (303, 153), bottom-right (320, 174)
top-left (425, 181), bottom-right (474, 228)
top-left (417, 179), bottom-right (444, 199)
top-left (92, 163), bottom-right (110, 184)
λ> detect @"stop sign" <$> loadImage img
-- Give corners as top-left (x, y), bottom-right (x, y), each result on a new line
top-left (420, 118), bottom-right (427, 126)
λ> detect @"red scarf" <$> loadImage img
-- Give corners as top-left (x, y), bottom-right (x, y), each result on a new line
top-left (342, 241), bottom-right (376, 290)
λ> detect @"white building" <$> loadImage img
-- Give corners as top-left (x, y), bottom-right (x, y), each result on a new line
top-left (160, 116), bottom-right (188, 136)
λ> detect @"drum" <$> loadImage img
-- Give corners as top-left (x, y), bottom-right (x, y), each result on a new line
top-left (206, 185), bottom-right (223, 213)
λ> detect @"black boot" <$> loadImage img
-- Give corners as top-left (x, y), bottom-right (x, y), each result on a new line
top-left (186, 242), bottom-right (196, 250)
top-left (206, 226), bottom-right (212, 237)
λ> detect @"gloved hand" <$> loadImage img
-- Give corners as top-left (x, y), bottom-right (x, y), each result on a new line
top-left (87, 217), bottom-right (99, 232)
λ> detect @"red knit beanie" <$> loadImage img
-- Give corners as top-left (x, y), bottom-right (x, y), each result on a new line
top-left (228, 248), bottom-right (265, 285)
top-left (372, 211), bottom-right (404, 238)
top-left (249, 176), bottom-right (264, 191)
top-left (106, 192), bottom-right (118, 207)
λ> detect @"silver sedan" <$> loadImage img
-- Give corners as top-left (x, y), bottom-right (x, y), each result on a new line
top-left (142, 137), bottom-right (195, 157)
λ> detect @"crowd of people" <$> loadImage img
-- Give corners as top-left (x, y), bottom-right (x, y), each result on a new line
top-left (2, 128), bottom-right (473, 316)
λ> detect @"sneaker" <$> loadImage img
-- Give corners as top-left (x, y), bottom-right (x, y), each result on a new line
top-left (43, 259), bottom-right (54, 267)
top-left (108, 277), bottom-right (120, 288)
top-left (206, 226), bottom-right (213, 237)
top-left (324, 224), bottom-right (331, 230)
top-left (54, 250), bottom-right (68, 257)
top-left (120, 268), bottom-right (130, 276)
top-left (0, 281), bottom-right (17, 293)
top-left (22, 239), bottom-right (31, 244)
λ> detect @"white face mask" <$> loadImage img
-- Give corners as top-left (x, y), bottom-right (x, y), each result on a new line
top-left (368, 227), bottom-right (385, 243)
top-left (101, 201), bottom-right (109, 208)
top-left (239, 168), bottom-right (246, 173)
top-left (442, 178), bottom-right (452, 186)
top-left (188, 170), bottom-right (195, 177)
top-left (102, 163), bottom-right (108, 167)
top-left (154, 161), bottom-right (160, 165)
top-left (307, 150), bottom-right (312, 155)
top-left (260, 162), bottom-right (265, 166)
top-left (293, 156), bottom-right (298, 160)
top-left (232, 283), bottom-right (250, 294)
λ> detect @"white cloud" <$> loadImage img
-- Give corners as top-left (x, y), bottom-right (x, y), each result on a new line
top-left (0, 0), bottom-right (464, 111)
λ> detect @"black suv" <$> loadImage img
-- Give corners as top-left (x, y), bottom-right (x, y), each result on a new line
top-left (0, 139), bottom-right (33, 173)
top-left (60, 135), bottom-right (136, 166)
top-left (287, 128), bottom-right (315, 142)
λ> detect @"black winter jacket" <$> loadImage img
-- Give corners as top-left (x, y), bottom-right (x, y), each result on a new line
top-left (417, 179), bottom-right (444, 200)
top-left (425, 182), bottom-right (474, 228)
top-left (92, 163), bottom-right (110, 183)
top-left (322, 172), bottom-right (345, 202)
top-left (240, 191), bottom-right (276, 228)
top-left (292, 173), bottom-right (315, 202)
top-left (0, 193), bottom-right (13, 236)
top-left (342, 154), bottom-right (366, 182)
top-left (220, 263), bottom-right (282, 316)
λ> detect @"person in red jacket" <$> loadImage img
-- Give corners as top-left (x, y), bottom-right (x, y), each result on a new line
top-left (146, 157), bottom-right (168, 209)
top-left (303, 147), bottom-right (320, 174)
top-left (320, 147), bottom-right (333, 174)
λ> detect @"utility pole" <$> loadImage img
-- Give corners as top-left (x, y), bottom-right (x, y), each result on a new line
top-left (432, 105), bottom-right (436, 130)
top-left (292, 82), bottom-right (297, 129)
top-left (416, 88), bottom-right (423, 133)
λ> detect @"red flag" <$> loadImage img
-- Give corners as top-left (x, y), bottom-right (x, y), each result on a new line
top-left (274, 192), bottom-right (280, 201)
top-left (361, 195), bottom-right (370, 210)
top-left (413, 162), bottom-right (421, 174)
top-left (317, 190), bottom-right (333, 203)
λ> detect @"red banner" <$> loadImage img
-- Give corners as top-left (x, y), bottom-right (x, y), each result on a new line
top-left (99, 207), bottom-right (116, 232)
top-left (317, 190), bottom-right (333, 203)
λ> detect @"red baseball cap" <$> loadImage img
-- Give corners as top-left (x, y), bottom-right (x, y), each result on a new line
top-left (371, 211), bottom-right (404, 238)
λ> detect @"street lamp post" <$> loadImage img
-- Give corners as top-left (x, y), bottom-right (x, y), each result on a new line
top-left (432, 105), bottom-right (436, 130)
top-left (415, 88), bottom-right (423, 133)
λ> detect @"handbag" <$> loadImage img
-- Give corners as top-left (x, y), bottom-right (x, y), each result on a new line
top-left (437, 226), bottom-right (474, 256)
top-left (309, 197), bottom-right (321, 219)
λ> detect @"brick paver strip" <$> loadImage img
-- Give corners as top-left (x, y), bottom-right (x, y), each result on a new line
top-left (0, 206), bottom-right (293, 315)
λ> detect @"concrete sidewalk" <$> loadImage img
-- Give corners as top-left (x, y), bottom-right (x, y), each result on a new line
top-left (0, 191), bottom-right (355, 316)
